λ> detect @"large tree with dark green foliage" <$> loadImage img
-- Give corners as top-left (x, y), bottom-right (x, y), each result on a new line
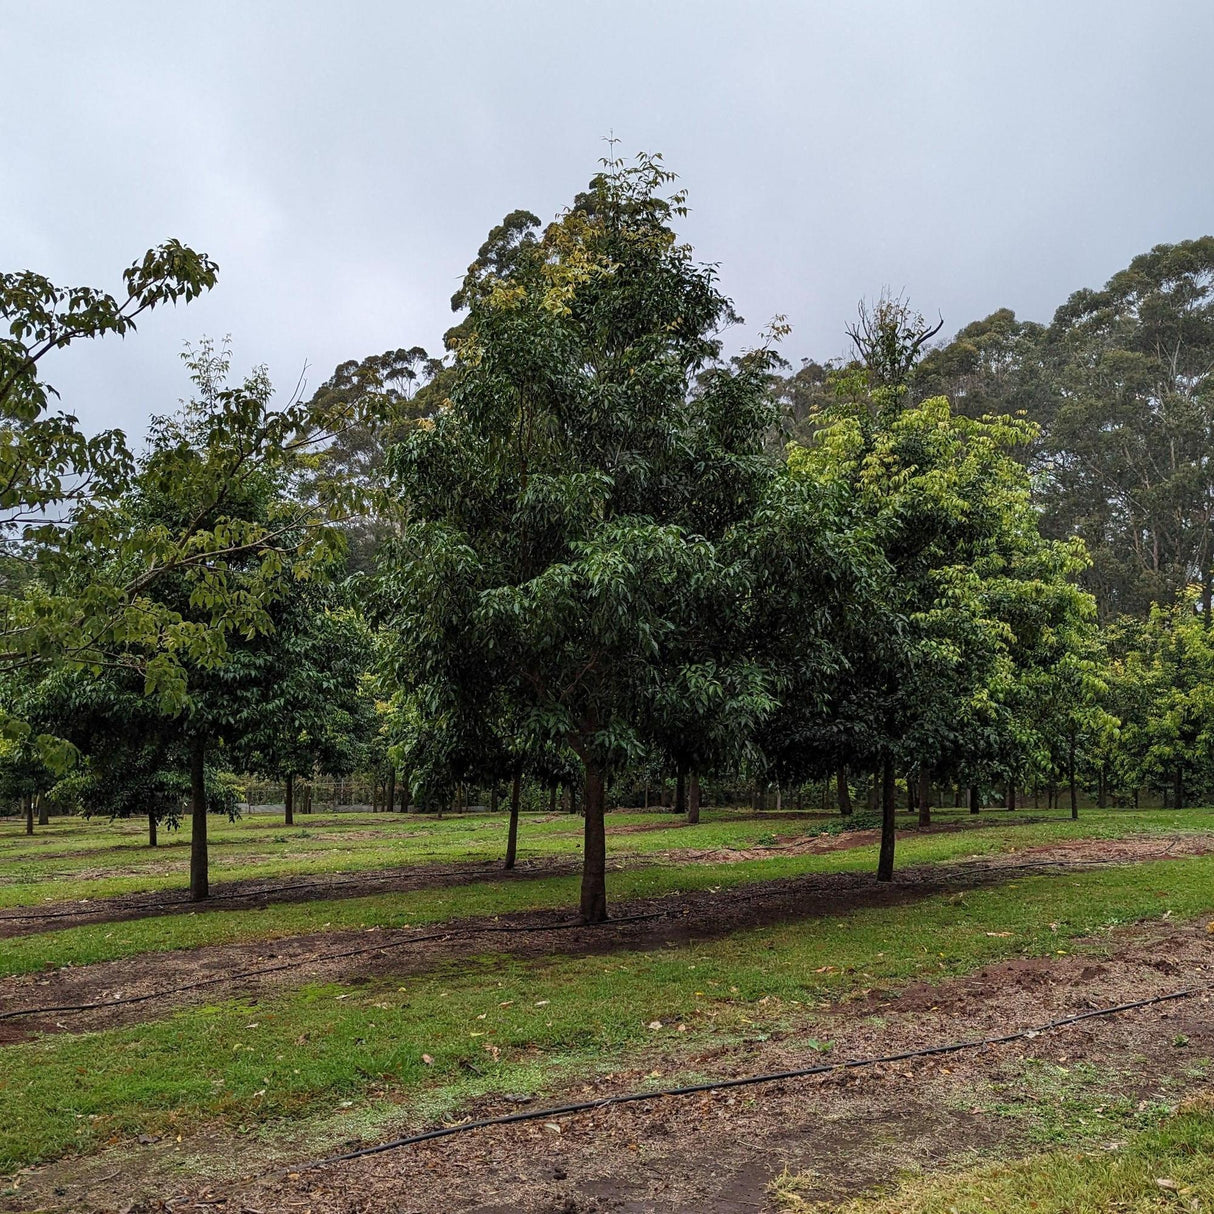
top-left (376, 154), bottom-right (784, 921)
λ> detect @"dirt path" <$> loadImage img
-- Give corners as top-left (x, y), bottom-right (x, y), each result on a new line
top-left (0, 815), bottom-right (1129, 940)
top-left (2, 835), bottom-right (1208, 1045)
top-left (6, 915), bottom-right (1212, 1214)
top-left (0, 855), bottom-right (592, 940)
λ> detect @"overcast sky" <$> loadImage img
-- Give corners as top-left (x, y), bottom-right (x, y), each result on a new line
top-left (6, 0), bottom-right (1213, 440)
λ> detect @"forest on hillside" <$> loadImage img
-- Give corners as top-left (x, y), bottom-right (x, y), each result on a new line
top-left (3, 153), bottom-right (1214, 921)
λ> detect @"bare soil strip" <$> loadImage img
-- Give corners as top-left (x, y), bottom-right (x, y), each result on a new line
top-left (7, 916), bottom-right (1212, 1214)
top-left (1, 836), bottom-right (1208, 1045)
top-left (0, 816), bottom-right (1153, 940)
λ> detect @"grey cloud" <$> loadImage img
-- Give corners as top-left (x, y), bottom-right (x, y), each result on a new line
top-left (5, 0), bottom-right (1213, 438)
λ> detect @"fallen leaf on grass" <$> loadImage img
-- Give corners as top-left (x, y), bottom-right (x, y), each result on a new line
top-left (421, 1054), bottom-right (433, 1065)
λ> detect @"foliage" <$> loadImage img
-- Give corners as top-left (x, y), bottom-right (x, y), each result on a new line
top-left (376, 152), bottom-right (788, 918)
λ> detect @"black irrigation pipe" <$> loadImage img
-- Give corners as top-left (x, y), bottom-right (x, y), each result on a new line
top-left (305, 984), bottom-right (1208, 1169)
top-left (0, 911), bottom-right (667, 1023)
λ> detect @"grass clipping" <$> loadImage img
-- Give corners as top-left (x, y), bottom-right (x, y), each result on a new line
top-left (771, 1095), bottom-right (1214, 1213)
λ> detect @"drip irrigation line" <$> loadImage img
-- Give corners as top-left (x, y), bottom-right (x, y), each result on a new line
top-left (304, 984), bottom-right (1208, 1169)
top-left (0, 911), bottom-right (667, 1022)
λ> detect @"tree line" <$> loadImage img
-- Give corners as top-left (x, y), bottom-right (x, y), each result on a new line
top-left (3, 154), bottom-right (1213, 921)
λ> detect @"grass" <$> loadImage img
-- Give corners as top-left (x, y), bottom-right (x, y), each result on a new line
top-left (2, 854), bottom-right (1213, 1171)
top-left (2, 805), bottom-right (1209, 908)
top-left (4, 809), bottom-right (1208, 978)
top-left (771, 1096), bottom-right (1214, 1212)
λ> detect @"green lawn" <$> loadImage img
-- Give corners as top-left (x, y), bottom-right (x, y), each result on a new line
top-left (2, 854), bottom-right (1212, 1172)
top-left (3, 805), bottom-right (1208, 909)
top-left (4, 809), bottom-right (1208, 977)
top-left (774, 1096), bottom-right (1214, 1213)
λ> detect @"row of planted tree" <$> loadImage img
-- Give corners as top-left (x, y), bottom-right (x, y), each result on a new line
top-left (2, 154), bottom-right (1213, 920)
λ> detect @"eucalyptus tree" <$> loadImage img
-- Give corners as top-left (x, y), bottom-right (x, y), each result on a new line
top-left (300, 347), bottom-right (445, 574)
top-left (376, 154), bottom-right (784, 922)
top-left (1037, 238), bottom-right (1214, 618)
top-left (912, 308), bottom-right (1051, 426)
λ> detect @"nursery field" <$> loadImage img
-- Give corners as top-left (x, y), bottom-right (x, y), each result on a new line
top-left (2, 804), bottom-right (1214, 1213)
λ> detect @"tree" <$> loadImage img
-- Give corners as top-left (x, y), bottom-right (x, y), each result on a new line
top-left (236, 598), bottom-right (376, 826)
top-left (787, 392), bottom-right (1093, 877)
top-left (1107, 599), bottom-right (1214, 807)
top-left (42, 342), bottom-right (377, 897)
top-left (912, 309), bottom-right (1051, 427)
top-left (1037, 238), bottom-right (1214, 618)
top-left (376, 153), bottom-right (784, 922)
top-left (300, 348), bottom-right (445, 574)
top-left (0, 242), bottom-right (217, 750)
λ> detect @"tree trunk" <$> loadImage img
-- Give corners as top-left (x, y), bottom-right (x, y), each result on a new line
top-left (402, 773), bottom-right (411, 814)
top-left (953, 785), bottom-right (961, 808)
top-left (386, 768), bottom-right (396, 815)
top-left (917, 766), bottom-right (931, 828)
top-left (489, 783), bottom-right (499, 813)
top-left (1174, 768), bottom-right (1184, 811)
top-left (1069, 729), bottom-right (1079, 819)
top-left (579, 762), bottom-right (607, 923)
top-left (148, 811), bottom-right (158, 847)
top-left (189, 739), bottom-right (209, 902)
top-left (36, 794), bottom-right (48, 826)
top-left (969, 785), bottom-right (980, 815)
top-left (284, 774), bottom-right (294, 826)
top-left (1006, 782), bottom-right (1015, 812)
top-left (643, 784), bottom-right (649, 810)
top-left (687, 772), bottom-right (701, 825)
top-left (24, 795), bottom-right (33, 836)
top-left (674, 765), bottom-right (686, 815)
top-left (836, 768), bottom-right (852, 817)
top-left (877, 757), bottom-right (897, 882)
top-left (505, 769), bottom-right (521, 870)
top-left (775, 783), bottom-right (783, 812)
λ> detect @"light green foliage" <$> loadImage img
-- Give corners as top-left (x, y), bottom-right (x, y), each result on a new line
top-left (1107, 599), bottom-right (1214, 805)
